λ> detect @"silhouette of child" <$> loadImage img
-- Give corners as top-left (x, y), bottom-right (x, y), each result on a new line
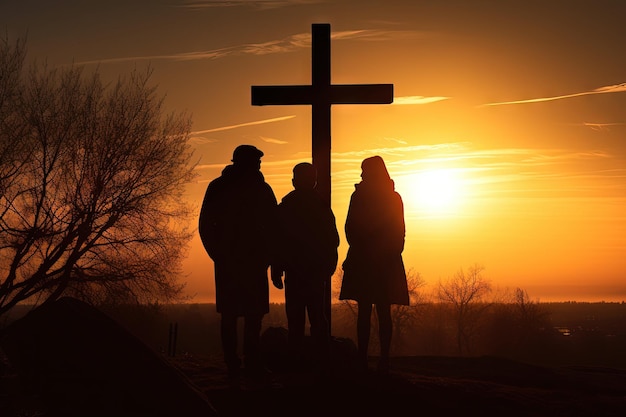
top-left (271, 162), bottom-right (339, 372)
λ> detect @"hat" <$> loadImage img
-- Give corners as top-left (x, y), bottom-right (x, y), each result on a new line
top-left (232, 145), bottom-right (264, 163)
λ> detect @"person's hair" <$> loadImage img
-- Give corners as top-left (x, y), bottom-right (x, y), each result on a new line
top-left (361, 155), bottom-right (391, 183)
top-left (292, 162), bottom-right (317, 189)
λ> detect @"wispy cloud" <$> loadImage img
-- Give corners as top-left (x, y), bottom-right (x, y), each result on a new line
top-left (330, 142), bottom-right (619, 186)
top-left (581, 122), bottom-right (626, 131)
top-left (479, 83), bottom-right (626, 107)
top-left (190, 115), bottom-right (295, 134)
top-left (260, 136), bottom-right (288, 144)
top-left (177, 0), bottom-right (325, 10)
top-left (331, 29), bottom-right (424, 42)
top-left (393, 96), bottom-right (449, 105)
top-left (188, 136), bottom-right (219, 145)
top-left (72, 29), bottom-right (426, 66)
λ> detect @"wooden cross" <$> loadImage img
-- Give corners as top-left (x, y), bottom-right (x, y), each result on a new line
top-left (251, 23), bottom-right (394, 328)
top-left (251, 23), bottom-right (394, 207)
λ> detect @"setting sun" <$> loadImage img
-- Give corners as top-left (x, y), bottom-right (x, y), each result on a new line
top-left (399, 168), bottom-right (465, 216)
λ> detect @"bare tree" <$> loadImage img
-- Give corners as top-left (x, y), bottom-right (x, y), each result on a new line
top-left (437, 263), bottom-right (492, 355)
top-left (513, 288), bottom-right (541, 320)
top-left (0, 35), bottom-right (28, 193)
top-left (0, 36), bottom-right (197, 317)
top-left (512, 287), bottom-right (550, 340)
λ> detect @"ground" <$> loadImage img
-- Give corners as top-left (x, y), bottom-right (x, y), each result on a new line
top-left (1, 299), bottom-right (625, 416)
top-left (169, 353), bottom-right (626, 417)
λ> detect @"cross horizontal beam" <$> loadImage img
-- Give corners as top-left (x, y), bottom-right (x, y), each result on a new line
top-left (251, 84), bottom-right (394, 106)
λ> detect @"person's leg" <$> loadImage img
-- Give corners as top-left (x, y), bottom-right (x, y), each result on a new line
top-left (357, 302), bottom-right (372, 371)
top-left (242, 313), bottom-right (264, 374)
top-left (307, 281), bottom-right (330, 372)
top-left (220, 313), bottom-right (241, 376)
top-left (285, 280), bottom-right (306, 361)
top-left (376, 303), bottom-right (392, 373)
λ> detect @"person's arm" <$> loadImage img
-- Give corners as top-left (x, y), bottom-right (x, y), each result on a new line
top-left (270, 265), bottom-right (284, 289)
top-left (198, 183), bottom-right (220, 260)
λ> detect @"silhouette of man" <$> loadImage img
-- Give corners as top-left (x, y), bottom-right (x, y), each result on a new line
top-left (199, 144), bottom-right (278, 378)
top-left (339, 155), bottom-right (409, 374)
top-left (271, 162), bottom-right (339, 372)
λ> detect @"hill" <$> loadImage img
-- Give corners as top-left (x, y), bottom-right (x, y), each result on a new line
top-left (171, 352), bottom-right (626, 417)
top-left (1, 299), bottom-right (625, 416)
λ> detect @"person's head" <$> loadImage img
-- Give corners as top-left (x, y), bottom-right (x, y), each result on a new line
top-left (361, 155), bottom-right (391, 184)
top-left (231, 144), bottom-right (263, 170)
top-left (292, 162), bottom-right (317, 190)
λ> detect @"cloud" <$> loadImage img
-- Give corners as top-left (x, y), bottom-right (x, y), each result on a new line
top-left (581, 122), bottom-right (626, 131)
top-left (331, 143), bottom-right (617, 182)
top-left (194, 162), bottom-right (226, 171)
top-left (190, 115), bottom-right (295, 134)
top-left (331, 30), bottom-right (424, 42)
top-left (260, 136), bottom-right (288, 144)
top-left (479, 83), bottom-right (626, 107)
top-left (177, 0), bottom-right (325, 10)
top-left (188, 136), bottom-right (219, 145)
top-left (72, 29), bottom-right (427, 66)
top-left (393, 96), bottom-right (450, 105)
top-left (382, 137), bottom-right (408, 145)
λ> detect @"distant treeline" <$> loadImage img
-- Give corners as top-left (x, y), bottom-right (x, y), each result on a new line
top-left (3, 301), bottom-right (625, 369)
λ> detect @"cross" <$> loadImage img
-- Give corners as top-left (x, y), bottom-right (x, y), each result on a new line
top-left (251, 23), bottom-right (394, 206)
top-left (251, 23), bottom-right (394, 327)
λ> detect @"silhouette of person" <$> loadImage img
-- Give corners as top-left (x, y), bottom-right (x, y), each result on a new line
top-left (198, 144), bottom-right (278, 379)
top-left (271, 162), bottom-right (339, 372)
top-left (339, 155), bottom-right (409, 374)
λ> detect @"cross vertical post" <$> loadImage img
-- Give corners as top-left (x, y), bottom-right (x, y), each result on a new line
top-left (311, 23), bottom-right (332, 206)
top-left (251, 23), bottom-right (394, 330)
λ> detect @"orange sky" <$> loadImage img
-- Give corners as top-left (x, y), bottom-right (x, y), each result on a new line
top-left (3, 0), bottom-right (625, 302)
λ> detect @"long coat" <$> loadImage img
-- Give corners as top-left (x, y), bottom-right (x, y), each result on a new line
top-left (198, 165), bottom-right (278, 315)
top-left (339, 180), bottom-right (409, 305)
top-left (274, 188), bottom-right (340, 286)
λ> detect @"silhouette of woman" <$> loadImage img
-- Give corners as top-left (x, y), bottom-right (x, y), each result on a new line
top-left (339, 155), bottom-right (409, 373)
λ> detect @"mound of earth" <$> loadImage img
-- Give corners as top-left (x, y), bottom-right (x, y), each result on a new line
top-left (0, 297), bottom-right (216, 417)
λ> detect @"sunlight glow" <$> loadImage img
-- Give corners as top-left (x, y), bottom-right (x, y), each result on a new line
top-left (399, 168), bottom-right (466, 217)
